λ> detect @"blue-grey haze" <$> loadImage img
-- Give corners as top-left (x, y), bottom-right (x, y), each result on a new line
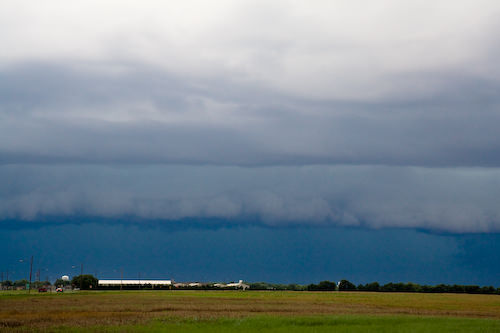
top-left (2, 222), bottom-right (499, 286)
top-left (2, 1), bottom-right (500, 284)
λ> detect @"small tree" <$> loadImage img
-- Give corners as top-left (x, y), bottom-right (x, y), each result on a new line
top-left (365, 282), bottom-right (380, 292)
top-left (1, 280), bottom-right (13, 289)
top-left (306, 283), bottom-right (319, 291)
top-left (317, 280), bottom-right (337, 291)
top-left (338, 279), bottom-right (356, 291)
top-left (14, 279), bottom-right (29, 288)
top-left (54, 278), bottom-right (71, 287)
top-left (71, 274), bottom-right (98, 290)
top-left (33, 280), bottom-right (51, 289)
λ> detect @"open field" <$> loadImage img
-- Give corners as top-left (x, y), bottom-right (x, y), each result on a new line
top-left (1, 290), bottom-right (500, 332)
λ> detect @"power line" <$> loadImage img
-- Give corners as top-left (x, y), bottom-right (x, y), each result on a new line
top-left (28, 256), bottom-right (33, 294)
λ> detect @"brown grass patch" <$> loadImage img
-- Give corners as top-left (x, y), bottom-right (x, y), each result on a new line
top-left (1, 290), bottom-right (499, 330)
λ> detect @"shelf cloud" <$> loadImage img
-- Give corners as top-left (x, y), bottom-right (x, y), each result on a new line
top-left (1, 165), bottom-right (499, 233)
top-left (2, 1), bottom-right (500, 232)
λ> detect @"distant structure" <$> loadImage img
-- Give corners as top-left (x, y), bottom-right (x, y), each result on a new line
top-left (61, 275), bottom-right (69, 281)
top-left (215, 280), bottom-right (250, 290)
top-left (173, 282), bottom-right (206, 288)
top-left (98, 279), bottom-right (172, 289)
top-left (97, 279), bottom-right (249, 290)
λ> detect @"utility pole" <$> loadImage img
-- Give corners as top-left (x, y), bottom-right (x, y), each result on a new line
top-left (28, 256), bottom-right (33, 294)
top-left (120, 268), bottom-right (123, 291)
top-left (80, 264), bottom-right (83, 290)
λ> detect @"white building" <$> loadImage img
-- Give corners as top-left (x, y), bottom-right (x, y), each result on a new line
top-left (98, 279), bottom-right (172, 287)
top-left (217, 280), bottom-right (250, 290)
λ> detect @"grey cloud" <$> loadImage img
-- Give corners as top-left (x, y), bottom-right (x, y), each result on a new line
top-left (2, 1), bottom-right (500, 234)
top-left (1, 164), bottom-right (500, 233)
top-left (2, 63), bottom-right (500, 167)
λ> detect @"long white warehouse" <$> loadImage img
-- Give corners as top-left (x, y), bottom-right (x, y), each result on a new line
top-left (98, 280), bottom-right (172, 287)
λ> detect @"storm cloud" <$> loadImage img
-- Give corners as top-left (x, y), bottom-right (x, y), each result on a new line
top-left (2, 62), bottom-right (500, 167)
top-left (1, 164), bottom-right (500, 233)
top-left (2, 1), bottom-right (500, 232)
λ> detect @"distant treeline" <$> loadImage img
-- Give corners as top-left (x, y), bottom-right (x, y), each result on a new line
top-left (1, 275), bottom-right (98, 290)
top-left (3, 278), bottom-right (499, 295)
top-left (249, 280), bottom-right (500, 295)
top-left (0, 280), bottom-right (51, 289)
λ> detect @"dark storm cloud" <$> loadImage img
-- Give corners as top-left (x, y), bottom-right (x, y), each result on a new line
top-left (1, 164), bottom-right (500, 233)
top-left (2, 62), bottom-right (500, 167)
top-left (2, 1), bottom-right (500, 232)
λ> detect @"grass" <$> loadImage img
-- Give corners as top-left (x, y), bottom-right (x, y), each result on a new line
top-left (1, 290), bottom-right (500, 331)
top-left (22, 316), bottom-right (500, 333)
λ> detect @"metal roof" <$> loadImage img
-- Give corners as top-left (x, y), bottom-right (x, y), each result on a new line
top-left (98, 279), bottom-right (172, 285)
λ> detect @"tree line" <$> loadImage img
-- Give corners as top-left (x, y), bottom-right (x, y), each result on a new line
top-left (3, 277), bottom-right (499, 294)
top-left (0, 275), bottom-right (98, 290)
top-left (0, 280), bottom-right (52, 289)
top-left (249, 280), bottom-right (500, 294)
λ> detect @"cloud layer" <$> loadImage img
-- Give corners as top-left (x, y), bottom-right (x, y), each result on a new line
top-left (2, 165), bottom-right (499, 233)
top-left (1, 1), bottom-right (500, 167)
top-left (2, 1), bottom-right (500, 232)
top-left (2, 62), bottom-right (500, 167)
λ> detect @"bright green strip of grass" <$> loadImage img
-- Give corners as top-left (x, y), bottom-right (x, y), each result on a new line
top-left (49, 315), bottom-right (500, 333)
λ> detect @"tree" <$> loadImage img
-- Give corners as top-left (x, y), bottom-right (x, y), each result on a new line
top-left (338, 279), bottom-right (356, 291)
top-left (71, 274), bottom-right (98, 290)
top-left (33, 281), bottom-right (51, 288)
top-left (358, 282), bottom-right (380, 292)
top-left (14, 279), bottom-right (28, 288)
top-left (317, 280), bottom-right (337, 291)
top-left (306, 283), bottom-right (319, 291)
top-left (54, 278), bottom-right (71, 287)
top-left (286, 283), bottom-right (306, 291)
top-left (1, 280), bottom-right (13, 288)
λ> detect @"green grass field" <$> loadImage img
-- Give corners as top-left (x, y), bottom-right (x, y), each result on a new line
top-left (1, 290), bottom-right (500, 332)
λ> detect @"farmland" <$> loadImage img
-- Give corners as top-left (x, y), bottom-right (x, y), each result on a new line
top-left (1, 290), bottom-right (500, 332)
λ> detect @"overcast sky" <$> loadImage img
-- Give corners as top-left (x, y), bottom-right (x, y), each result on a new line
top-left (2, 0), bottom-right (500, 234)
